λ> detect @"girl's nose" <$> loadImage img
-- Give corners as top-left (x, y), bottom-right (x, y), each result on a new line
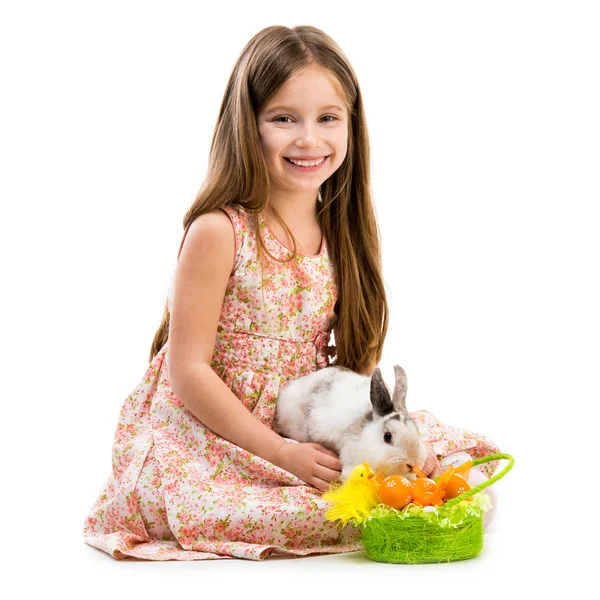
top-left (296, 139), bottom-right (318, 148)
top-left (296, 125), bottom-right (320, 145)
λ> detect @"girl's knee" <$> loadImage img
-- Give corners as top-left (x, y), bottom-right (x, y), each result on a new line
top-left (467, 465), bottom-right (497, 529)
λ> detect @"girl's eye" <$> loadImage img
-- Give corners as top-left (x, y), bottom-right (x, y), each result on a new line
top-left (274, 115), bottom-right (337, 123)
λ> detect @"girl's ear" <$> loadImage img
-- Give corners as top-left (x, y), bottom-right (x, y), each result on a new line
top-left (370, 368), bottom-right (394, 417)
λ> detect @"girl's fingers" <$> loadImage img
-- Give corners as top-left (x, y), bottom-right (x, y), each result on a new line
top-left (423, 444), bottom-right (440, 476)
top-left (315, 450), bottom-right (342, 472)
top-left (311, 475), bottom-right (332, 492)
top-left (313, 443), bottom-right (339, 458)
top-left (314, 462), bottom-right (342, 485)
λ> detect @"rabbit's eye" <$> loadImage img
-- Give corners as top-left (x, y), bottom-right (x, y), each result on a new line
top-left (383, 432), bottom-right (392, 444)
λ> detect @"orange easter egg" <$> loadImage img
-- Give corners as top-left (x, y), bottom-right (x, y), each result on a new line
top-left (378, 475), bottom-right (413, 509)
top-left (411, 477), bottom-right (437, 506)
top-left (442, 473), bottom-right (470, 500)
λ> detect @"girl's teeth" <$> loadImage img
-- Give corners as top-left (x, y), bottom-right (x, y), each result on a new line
top-left (289, 157), bottom-right (325, 167)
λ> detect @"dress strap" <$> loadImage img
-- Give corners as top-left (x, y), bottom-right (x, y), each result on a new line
top-left (219, 205), bottom-right (247, 273)
top-left (176, 206), bottom-right (246, 272)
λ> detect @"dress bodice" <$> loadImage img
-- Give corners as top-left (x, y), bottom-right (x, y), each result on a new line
top-left (165, 204), bottom-right (337, 378)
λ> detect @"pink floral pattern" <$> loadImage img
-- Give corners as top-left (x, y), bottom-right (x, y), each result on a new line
top-left (82, 204), bottom-right (500, 561)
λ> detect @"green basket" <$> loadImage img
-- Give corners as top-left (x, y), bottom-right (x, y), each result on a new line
top-left (361, 453), bottom-right (514, 564)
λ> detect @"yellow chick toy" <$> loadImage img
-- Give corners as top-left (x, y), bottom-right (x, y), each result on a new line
top-left (323, 462), bottom-right (380, 526)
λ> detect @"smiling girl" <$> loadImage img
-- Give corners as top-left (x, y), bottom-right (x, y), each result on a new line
top-left (82, 24), bottom-right (500, 562)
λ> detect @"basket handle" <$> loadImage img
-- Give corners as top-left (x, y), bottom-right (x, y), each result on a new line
top-left (442, 453), bottom-right (515, 509)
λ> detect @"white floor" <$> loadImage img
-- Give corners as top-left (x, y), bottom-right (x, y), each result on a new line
top-left (66, 499), bottom-right (582, 600)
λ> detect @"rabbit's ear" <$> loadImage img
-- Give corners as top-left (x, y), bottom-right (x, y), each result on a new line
top-left (392, 365), bottom-right (408, 414)
top-left (370, 367), bottom-right (394, 417)
top-left (392, 365), bottom-right (407, 413)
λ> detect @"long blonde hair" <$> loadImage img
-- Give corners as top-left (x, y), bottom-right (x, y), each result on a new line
top-left (149, 25), bottom-right (389, 374)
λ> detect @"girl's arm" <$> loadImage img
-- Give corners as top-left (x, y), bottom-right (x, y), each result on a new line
top-left (168, 210), bottom-right (287, 465)
top-left (171, 363), bottom-right (288, 465)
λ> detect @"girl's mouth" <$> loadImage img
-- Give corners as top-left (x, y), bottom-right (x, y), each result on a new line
top-left (284, 156), bottom-right (329, 172)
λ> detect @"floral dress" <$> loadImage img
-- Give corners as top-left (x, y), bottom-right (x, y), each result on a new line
top-left (82, 204), bottom-right (501, 561)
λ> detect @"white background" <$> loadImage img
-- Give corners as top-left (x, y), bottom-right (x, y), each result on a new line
top-left (2, 0), bottom-right (597, 597)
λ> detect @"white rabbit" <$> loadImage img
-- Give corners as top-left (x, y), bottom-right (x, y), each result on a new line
top-left (274, 364), bottom-right (426, 482)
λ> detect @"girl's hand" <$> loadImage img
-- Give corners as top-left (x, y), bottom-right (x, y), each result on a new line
top-left (422, 443), bottom-right (442, 479)
top-left (274, 441), bottom-right (342, 491)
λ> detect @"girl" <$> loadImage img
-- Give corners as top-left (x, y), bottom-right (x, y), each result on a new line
top-left (82, 25), bottom-right (500, 561)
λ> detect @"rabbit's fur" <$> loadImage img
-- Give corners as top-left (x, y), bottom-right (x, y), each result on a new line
top-left (274, 365), bottom-right (426, 481)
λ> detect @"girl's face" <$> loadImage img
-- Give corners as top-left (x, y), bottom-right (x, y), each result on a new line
top-left (256, 64), bottom-right (349, 201)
